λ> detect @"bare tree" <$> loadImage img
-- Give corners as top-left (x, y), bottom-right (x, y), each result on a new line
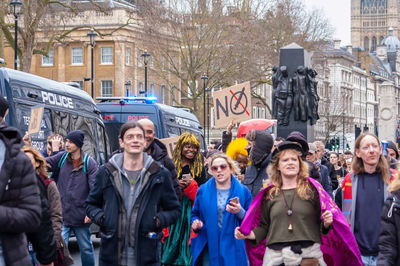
top-left (0, 0), bottom-right (115, 72)
top-left (138, 0), bottom-right (333, 120)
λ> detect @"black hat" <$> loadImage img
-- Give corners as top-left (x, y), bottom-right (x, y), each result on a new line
top-left (286, 131), bottom-right (308, 155)
top-left (271, 141), bottom-right (303, 159)
top-left (66, 130), bottom-right (85, 148)
top-left (387, 141), bottom-right (399, 159)
top-left (0, 96), bottom-right (9, 118)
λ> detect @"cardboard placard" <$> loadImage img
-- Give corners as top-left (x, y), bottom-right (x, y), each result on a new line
top-left (28, 106), bottom-right (44, 134)
top-left (212, 81), bottom-right (252, 128)
top-left (159, 136), bottom-right (180, 159)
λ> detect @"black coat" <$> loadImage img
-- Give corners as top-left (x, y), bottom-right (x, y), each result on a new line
top-left (148, 138), bottom-right (181, 200)
top-left (27, 174), bottom-right (57, 264)
top-left (378, 189), bottom-right (400, 266)
top-left (0, 124), bottom-right (41, 266)
top-left (86, 161), bottom-right (181, 265)
top-left (321, 156), bottom-right (338, 190)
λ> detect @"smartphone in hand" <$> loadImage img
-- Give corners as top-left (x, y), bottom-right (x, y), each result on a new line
top-left (229, 197), bottom-right (239, 204)
top-left (182, 173), bottom-right (192, 181)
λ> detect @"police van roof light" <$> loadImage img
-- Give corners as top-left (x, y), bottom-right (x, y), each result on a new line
top-left (96, 96), bottom-right (157, 104)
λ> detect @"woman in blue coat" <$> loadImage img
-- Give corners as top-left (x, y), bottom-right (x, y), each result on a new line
top-left (191, 152), bottom-right (252, 266)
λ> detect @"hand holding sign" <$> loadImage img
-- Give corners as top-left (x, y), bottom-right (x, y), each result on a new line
top-left (28, 106), bottom-right (44, 134)
top-left (213, 82), bottom-right (252, 128)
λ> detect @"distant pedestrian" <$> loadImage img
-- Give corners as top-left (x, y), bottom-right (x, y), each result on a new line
top-left (0, 98), bottom-right (42, 265)
top-left (86, 121), bottom-right (180, 265)
top-left (191, 153), bottom-right (252, 265)
top-left (46, 130), bottom-right (98, 266)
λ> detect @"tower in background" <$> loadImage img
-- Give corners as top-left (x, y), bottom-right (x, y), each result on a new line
top-left (351, 0), bottom-right (400, 51)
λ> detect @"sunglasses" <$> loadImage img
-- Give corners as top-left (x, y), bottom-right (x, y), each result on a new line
top-left (211, 164), bottom-right (228, 171)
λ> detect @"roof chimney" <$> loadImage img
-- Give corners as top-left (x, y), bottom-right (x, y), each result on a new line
top-left (334, 39), bottom-right (341, 50)
top-left (346, 45), bottom-right (353, 54)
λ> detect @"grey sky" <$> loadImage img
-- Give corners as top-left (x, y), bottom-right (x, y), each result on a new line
top-left (304, 0), bottom-right (351, 45)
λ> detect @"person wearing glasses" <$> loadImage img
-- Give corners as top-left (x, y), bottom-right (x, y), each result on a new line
top-left (162, 132), bottom-right (206, 265)
top-left (191, 152), bottom-right (252, 266)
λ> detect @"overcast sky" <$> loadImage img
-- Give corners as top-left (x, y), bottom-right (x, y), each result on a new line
top-left (304, 0), bottom-right (351, 45)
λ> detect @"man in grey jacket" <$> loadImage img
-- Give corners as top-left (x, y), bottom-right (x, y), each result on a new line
top-left (86, 121), bottom-right (181, 265)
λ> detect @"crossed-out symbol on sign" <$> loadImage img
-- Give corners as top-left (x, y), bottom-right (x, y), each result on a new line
top-left (230, 87), bottom-right (250, 116)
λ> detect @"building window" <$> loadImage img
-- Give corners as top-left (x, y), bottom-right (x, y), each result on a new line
top-left (211, 107), bottom-right (215, 127)
top-left (71, 48), bottom-right (83, 65)
top-left (161, 85), bottom-right (165, 104)
top-left (252, 106), bottom-right (257, 118)
top-left (372, 37), bottom-right (377, 51)
top-left (138, 50), bottom-right (143, 67)
top-left (364, 37), bottom-right (369, 51)
top-left (161, 56), bottom-right (165, 71)
top-left (101, 47), bottom-right (113, 64)
top-left (150, 56), bottom-right (154, 69)
top-left (101, 80), bottom-right (113, 97)
top-left (150, 83), bottom-right (155, 96)
top-left (138, 82), bottom-right (143, 95)
top-left (42, 49), bottom-right (54, 66)
top-left (126, 48), bottom-right (131, 65)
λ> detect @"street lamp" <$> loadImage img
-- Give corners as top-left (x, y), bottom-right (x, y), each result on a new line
top-left (10, 0), bottom-right (23, 70)
top-left (141, 50), bottom-right (151, 97)
top-left (125, 81), bottom-right (131, 97)
top-left (201, 74), bottom-right (208, 139)
top-left (87, 28), bottom-right (97, 98)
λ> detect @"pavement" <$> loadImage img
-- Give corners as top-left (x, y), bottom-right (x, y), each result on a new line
top-left (68, 235), bottom-right (100, 265)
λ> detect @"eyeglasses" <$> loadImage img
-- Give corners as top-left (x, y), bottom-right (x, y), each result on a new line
top-left (211, 164), bottom-right (228, 171)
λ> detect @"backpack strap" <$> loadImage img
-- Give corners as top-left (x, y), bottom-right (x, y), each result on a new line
top-left (83, 154), bottom-right (90, 174)
top-left (58, 152), bottom-right (69, 169)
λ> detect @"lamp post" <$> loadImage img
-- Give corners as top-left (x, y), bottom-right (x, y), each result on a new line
top-left (10, 0), bottom-right (22, 70)
top-left (141, 50), bottom-right (151, 97)
top-left (87, 28), bottom-right (97, 98)
top-left (125, 81), bottom-right (131, 97)
top-left (207, 87), bottom-right (210, 145)
top-left (201, 74), bottom-right (208, 139)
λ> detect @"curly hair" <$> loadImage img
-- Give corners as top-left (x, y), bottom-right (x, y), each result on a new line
top-left (173, 132), bottom-right (203, 178)
top-left (267, 149), bottom-right (313, 200)
top-left (22, 146), bottom-right (49, 177)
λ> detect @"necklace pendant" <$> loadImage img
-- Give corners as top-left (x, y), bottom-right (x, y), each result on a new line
top-left (288, 223), bottom-right (293, 231)
top-left (287, 209), bottom-right (292, 216)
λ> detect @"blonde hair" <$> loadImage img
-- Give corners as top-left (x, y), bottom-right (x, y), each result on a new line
top-left (267, 149), bottom-right (313, 200)
top-left (208, 152), bottom-right (240, 176)
top-left (22, 146), bottom-right (49, 177)
top-left (352, 132), bottom-right (389, 184)
top-left (172, 132), bottom-right (203, 178)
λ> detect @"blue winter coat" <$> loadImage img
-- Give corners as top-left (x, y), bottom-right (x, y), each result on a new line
top-left (191, 176), bottom-right (252, 266)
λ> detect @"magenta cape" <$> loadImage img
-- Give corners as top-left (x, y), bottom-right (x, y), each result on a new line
top-left (239, 177), bottom-right (362, 266)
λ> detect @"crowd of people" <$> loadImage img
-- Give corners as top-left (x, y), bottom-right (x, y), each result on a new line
top-left (2, 92), bottom-right (400, 266)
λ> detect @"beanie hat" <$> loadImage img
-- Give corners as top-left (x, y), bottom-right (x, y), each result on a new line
top-left (66, 130), bottom-right (85, 148)
top-left (248, 130), bottom-right (274, 165)
top-left (387, 141), bottom-right (399, 159)
top-left (0, 96), bottom-right (9, 118)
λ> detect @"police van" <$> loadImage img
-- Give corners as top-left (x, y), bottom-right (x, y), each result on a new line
top-left (96, 97), bottom-right (205, 152)
top-left (0, 67), bottom-right (109, 164)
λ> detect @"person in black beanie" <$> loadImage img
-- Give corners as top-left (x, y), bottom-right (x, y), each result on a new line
top-left (46, 130), bottom-right (98, 266)
top-left (243, 129), bottom-right (274, 198)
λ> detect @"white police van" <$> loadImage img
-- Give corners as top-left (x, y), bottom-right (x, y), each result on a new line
top-left (0, 67), bottom-right (109, 164)
top-left (96, 97), bottom-right (205, 152)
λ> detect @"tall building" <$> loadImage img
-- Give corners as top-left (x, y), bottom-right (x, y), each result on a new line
top-left (351, 0), bottom-right (400, 51)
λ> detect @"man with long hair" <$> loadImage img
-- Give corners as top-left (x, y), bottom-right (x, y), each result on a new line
top-left (342, 132), bottom-right (395, 265)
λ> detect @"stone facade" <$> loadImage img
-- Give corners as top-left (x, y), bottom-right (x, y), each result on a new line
top-left (351, 0), bottom-right (400, 51)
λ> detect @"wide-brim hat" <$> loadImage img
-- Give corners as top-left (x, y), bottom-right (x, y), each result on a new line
top-left (271, 141), bottom-right (304, 159)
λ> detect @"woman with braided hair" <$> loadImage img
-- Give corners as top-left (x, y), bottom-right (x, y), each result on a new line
top-left (162, 132), bottom-right (206, 265)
